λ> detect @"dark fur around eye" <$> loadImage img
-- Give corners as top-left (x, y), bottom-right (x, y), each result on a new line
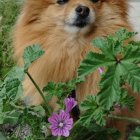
top-left (91, 0), bottom-right (99, 3)
top-left (57, 0), bottom-right (68, 5)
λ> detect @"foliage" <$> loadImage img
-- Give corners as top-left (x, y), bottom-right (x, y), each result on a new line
top-left (128, 127), bottom-right (140, 140)
top-left (23, 44), bottom-right (45, 70)
top-left (0, 0), bottom-right (23, 80)
top-left (78, 29), bottom-right (140, 109)
top-left (1, 28), bottom-right (140, 139)
top-left (80, 95), bottom-right (107, 126)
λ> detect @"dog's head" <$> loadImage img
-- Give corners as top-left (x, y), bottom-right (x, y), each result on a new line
top-left (21, 0), bottom-right (128, 34)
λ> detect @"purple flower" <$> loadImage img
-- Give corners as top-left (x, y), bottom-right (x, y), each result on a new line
top-left (48, 110), bottom-right (73, 137)
top-left (64, 97), bottom-right (77, 113)
top-left (98, 67), bottom-right (103, 74)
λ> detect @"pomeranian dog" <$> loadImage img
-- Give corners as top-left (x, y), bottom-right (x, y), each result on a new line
top-left (13, 0), bottom-right (140, 139)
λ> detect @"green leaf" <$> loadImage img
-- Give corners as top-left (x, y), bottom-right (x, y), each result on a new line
top-left (5, 67), bottom-right (24, 81)
top-left (97, 65), bottom-right (122, 109)
top-left (115, 28), bottom-right (137, 42)
top-left (43, 82), bottom-right (65, 100)
top-left (2, 110), bottom-right (21, 124)
top-left (23, 44), bottom-right (45, 70)
top-left (0, 132), bottom-right (6, 140)
top-left (5, 78), bottom-right (22, 101)
top-left (121, 63), bottom-right (140, 93)
top-left (119, 89), bottom-right (135, 111)
top-left (106, 35), bottom-right (122, 57)
top-left (123, 44), bottom-right (140, 63)
top-left (31, 106), bottom-right (46, 117)
top-left (92, 37), bottom-right (118, 59)
top-left (0, 67), bottom-right (24, 103)
top-left (92, 30), bottom-right (127, 59)
top-left (43, 78), bottom-right (82, 100)
top-left (78, 52), bottom-right (114, 77)
top-left (80, 95), bottom-right (106, 126)
top-left (92, 37), bottom-right (108, 54)
top-left (128, 127), bottom-right (140, 140)
top-left (80, 95), bottom-right (98, 111)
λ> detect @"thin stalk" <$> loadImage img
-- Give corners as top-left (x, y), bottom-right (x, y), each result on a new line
top-left (109, 114), bottom-right (140, 124)
top-left (57, 136), bottom-right (61, 140)
top-left (26, 71), bottom-right (51, 116)
top-left (73, 119), bottom-right (80, 128)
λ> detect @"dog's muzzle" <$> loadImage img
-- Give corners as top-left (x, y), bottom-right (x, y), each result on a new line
top-left (73, 5), bottom-right (90, 28)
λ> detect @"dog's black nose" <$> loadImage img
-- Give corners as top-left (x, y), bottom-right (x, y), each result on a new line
top-left (76, 5), bottom-right (90, 18)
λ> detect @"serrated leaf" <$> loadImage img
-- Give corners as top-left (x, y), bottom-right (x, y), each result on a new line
top-left (31, 106), bottom-right (46, 117)
top-left (43, 78), bottom-right (81, 100)
top-left (128, 127), bottom-right (140, 140)
top-left (0, 67), bottom-right (24, 102)
top-left (115, 28), bottom-right (137, 42)
top-left (78, 52), bottom-right (114, 77)
top-left (123, 44), bottom-right (140, 63)
top-left (80, 95), bottom-right (98, 111)
top-left (23, 44), bottom-right (45, 70)
top-left (119, 89), bottom-right (135, 111)
top-left (121, 63), bottom-right (140, 93)
top-left (92, 37), bottom-right (118, 59)
top-left (43, 82), bottom-right (65, 99)
top-left (106, 35), bottom-right (122, 56)
top-left (92, 37), bottom-right (108, 54)
top-left (97, 65), bottom-right (122, 109)
top-left (80, 95), bottom-right (106, 126)
top-left (5, 78), bottom-right (22, 101)
top-left (5, 67), bottom-right (24, 81)
top-left (92, 32), bottom-right (124, 59)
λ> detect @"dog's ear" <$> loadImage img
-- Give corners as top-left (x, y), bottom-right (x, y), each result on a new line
top-left (20, 0), bottom-right (54, 25)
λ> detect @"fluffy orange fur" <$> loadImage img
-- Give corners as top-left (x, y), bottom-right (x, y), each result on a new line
top-left (13, 0), bottom-right (140, 139)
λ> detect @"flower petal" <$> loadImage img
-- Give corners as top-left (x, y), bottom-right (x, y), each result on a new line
top-left (48, 113), bottom-right (59, 124)
top-left (62, 129), bottom-right (70, 137)
top-left (59, 110), bottom-right (69, 120)
top-left (65, 118), bottom-right (73, 130)
top-left (51, 128), bottom-right (59, 136)
top-left (64, 98), bottom-right (77, 113)
top-left (48, 110), bottom-right (73, 137)
top-left (57, 128), bottom-right (63, 136)
top-left (98, 67), bottom-right (103, 74)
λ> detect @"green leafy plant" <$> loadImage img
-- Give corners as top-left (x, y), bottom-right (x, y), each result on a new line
top-left (128, 126), bottom-right (140, 140)
top-left (1, 29), bottom-right (140, 140)
top-left (0, 0), bottom-right (23, 80)
top-left (78, 29), bottom-right (139, 109)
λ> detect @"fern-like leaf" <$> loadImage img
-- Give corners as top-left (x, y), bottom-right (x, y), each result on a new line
top-left (97, 65), bottom-right (122, 109)
top-left (78, 52), bottom-right (114, 77)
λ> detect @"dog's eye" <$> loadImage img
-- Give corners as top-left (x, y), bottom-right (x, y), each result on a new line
top-left (57, 0), bottom-right (68, 5)
top-left (91, 0), bottom-right (99, 3)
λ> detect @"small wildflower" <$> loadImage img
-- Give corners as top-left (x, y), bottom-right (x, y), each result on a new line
top-left (48, 110), bottom-right (73, 137)
top-left (64, 97), bottom-right (77, 113)
top-left (98, 67), bottom-right (103, 74)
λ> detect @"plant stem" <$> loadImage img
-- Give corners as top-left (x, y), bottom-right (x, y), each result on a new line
top-left (26, 71), bottom-right (51, 116)
top-left (57, 136), bottom-right (61, 140)
top-left (109, 114), bottom-right (140, 124)
top-left (73, 119), bottom-right (80, 128)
